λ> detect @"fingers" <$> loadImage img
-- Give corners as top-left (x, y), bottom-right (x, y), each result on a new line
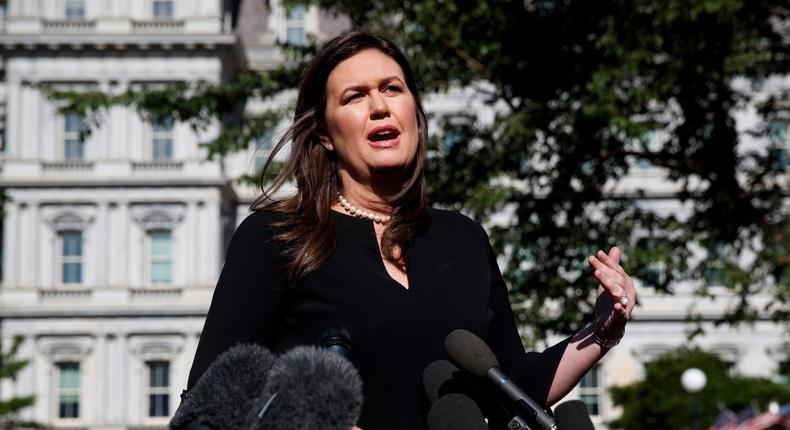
top-left (591, 266), bottom-right (625, 298)
top-left (588, 254), bottom-right (626, 288)
top-left (589, 246), bottom-right (637, 319)
top-left (593, 249), bottom-right (626, 277)
top-left (609, 246), bottom-right (621, 265)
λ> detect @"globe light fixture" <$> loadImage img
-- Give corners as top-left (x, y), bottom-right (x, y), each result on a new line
top-left (681, 368), bottom-right (707, 393)
top-left (682, 367), bottom-right (707, 430)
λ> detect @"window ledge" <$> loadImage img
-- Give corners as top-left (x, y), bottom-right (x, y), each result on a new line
top-left (131, 288), bottom-right (182, 301)
top-left (42, 161), bottom-right (94, 172)
top-left (39, 288), bottom-right (91, 303)
top-left (132, 20), bottom-right (185, 32)
top-left (43, 19), bottom-right (96, 33)
top-left (131, 161), bottom-right (183, 171)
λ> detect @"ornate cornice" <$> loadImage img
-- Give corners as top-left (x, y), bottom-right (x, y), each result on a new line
top-left (130, 203), bottom-right (185, 231)
top-left (39, 336), bottom-right (93, 361)
top-left (43, 205), bottom-right (97, 231)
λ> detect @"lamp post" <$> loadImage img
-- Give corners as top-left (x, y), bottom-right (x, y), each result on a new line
top-left (681, 368), bottom-right (707, 430)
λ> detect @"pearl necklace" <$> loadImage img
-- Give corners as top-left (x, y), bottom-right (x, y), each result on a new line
top-left (338, 194), bottom-right (392, 224)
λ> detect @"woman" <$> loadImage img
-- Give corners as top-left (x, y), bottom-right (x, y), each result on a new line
top-left (186, 31), bottom-right (636, 429)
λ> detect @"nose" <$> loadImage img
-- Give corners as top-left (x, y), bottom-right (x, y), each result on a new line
top-left (368, 92), bottom-right (390, 120)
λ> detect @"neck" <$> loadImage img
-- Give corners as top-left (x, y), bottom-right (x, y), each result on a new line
top-left (337, 170), bottom-right (404, 215)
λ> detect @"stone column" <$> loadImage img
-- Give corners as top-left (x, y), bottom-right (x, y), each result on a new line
top-left (5, 80), bottom-right (21, 157)
top-left (92, 334), bottom-right (107, 423)
top-left (17, 203), bottom-right (30, 287)
top-left (118, 202), bottom-right (130, 286)
top-left (3, 200), bottom-right (18, 287)
top-left (98, 202), bottom-right (111, 287)
top-left (187, 201), bottom-right (199, 286)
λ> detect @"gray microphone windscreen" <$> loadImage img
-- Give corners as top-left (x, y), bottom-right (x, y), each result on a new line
top-left (423, 360), bottom-right (481, 405)
top-left (170, 343), bottom-right (276, 429)
top-left (248, 345), bottom-right (363, 430)
top-left (554, 400), bottom-right (596, 430)
top-left (444, 329), bottom-right (499, 377)
top-left (426, 393), bottom-right (489, 430)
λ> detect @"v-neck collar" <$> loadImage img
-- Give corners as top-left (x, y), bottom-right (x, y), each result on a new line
top-left (332, 210), bottom-right (413, 291)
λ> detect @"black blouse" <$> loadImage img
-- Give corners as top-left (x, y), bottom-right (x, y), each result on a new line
top-left (187, 208), bottom-right (569, 429)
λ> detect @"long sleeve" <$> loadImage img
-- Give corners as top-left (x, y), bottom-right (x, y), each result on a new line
top-left (186, 211), bottom-right (287, 389)
top-left (478, 223), bottom-right (571, 407)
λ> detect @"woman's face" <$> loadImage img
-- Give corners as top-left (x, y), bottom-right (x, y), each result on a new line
top-left (323, 49), bottom-right (419, 185)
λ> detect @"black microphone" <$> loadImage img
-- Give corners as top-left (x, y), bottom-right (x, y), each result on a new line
top-left (320, 326), bottom-right (352, 359)
top-left (444, 329), bottom-right (557, 430)
top-left (170, 343), bottom-right (276, 430)
top-left (246, 345), bottom-right (363, 430)
top-left (426, 393), bottom-right (490, 430)
top-left (554, 400), bottom-right (596, 430)
top-left (423, 360), bottom-right (483, 404)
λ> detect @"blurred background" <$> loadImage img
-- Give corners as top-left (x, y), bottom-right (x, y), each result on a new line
top-left (0, 0), bottom-right (788, 428)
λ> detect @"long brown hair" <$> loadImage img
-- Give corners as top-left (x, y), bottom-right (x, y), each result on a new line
top-left (252, 31), bottom-right (430, 285)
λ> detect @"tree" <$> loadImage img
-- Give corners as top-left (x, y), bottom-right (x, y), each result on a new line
top-left (45, 0), bottom-right (790, 342)
top-left (0, 336), bottom-right (41, 429)
top-left (609, 347), bottom-right (790, 430)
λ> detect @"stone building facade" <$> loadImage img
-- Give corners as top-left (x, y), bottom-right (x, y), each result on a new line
top-left (0, 1), bottom-right (785, 429)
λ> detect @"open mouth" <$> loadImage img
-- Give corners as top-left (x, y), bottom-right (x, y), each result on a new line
top-left (367, 126), bottom-right (401, 147)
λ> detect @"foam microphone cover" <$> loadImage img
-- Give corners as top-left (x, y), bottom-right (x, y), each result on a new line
top-left (423, 360), bottom-right (477, 404)
top-left (320, 327), bottom-right (353, 359)
top-left (444, 329), bottom-right (499, 377)
top-left (170, 343), bottom-right (276, 429)
top-left (247, 345), bottom-right (363, 430)
top-left (426, 393), bottom-right (490, 430)
top-left (554, 400), bottom-right (596, 430)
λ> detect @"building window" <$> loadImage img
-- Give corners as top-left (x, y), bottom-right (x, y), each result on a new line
top-left (637, 129), bottom-right (663, 169)
top-left (147, 361), bottom-right (170, 417)
top-left (65, 0), bottom-right (85, 19)
top-left (57, 362), bottom-right (80, 418)
top-left (768, 119), bottom-right (790, 168)
top-left (63, 112), bottom-right (85, 161)
top-left (779, 360), bottom-right (790, 385)
top-left (285, 5), bottom-right (306, 45)
top-left (149, 230), bottom-right (172, 284)
top-left (153, 0), bottom-right (173, 19)
top-left (60, 231), bottom-right (83, 284)
top-left (579, 364), bottom-right (601, 416)
top-left (703, 242), bottom-right (726, 287)
top-left (151, 118), bottom-right (173, 161)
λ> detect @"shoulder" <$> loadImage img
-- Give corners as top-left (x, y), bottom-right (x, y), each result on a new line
top-left (235, 210), bottom-right (284, 236)
top-left (227, 210), bottom-right (286, 254)
top-left (426, 207), bottom-right (489, 242)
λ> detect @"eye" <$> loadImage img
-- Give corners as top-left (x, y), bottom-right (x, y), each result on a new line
top-left (383, 85), bottom-right (404, 94)
top-left (343, 92), bottom-right (363, 104)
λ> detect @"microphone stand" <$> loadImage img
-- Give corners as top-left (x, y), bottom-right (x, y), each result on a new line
top-left (507, 415), bottom-right (533, 430)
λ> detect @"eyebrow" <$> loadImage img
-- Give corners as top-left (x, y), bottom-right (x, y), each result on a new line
top-left (340, 76), bottom-right (405, 96)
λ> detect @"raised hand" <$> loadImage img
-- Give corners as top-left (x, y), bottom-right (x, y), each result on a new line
top-left (587, 246), bottom-right (636, 343)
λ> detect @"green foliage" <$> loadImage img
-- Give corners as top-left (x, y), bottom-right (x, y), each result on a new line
top-left (609, 347), bottom-right (790, 430)
top-left (302, 0), bottom-right (790, 339)
top-left (44, 0), bottom-right (790, 341)
top-left (0, 337), bottom-right (42, 429)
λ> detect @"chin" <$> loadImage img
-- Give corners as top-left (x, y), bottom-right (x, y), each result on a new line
top-left (366, 158), bottom-right (415, 175)
top-left (368, 163), bottom-right (409, 174)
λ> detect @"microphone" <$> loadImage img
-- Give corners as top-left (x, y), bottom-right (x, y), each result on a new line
top-left (320, 326), bottom-right (353, 359)
top-left (554, 400), bottom-right (596, 430)
top-left (426, 393), bottom-right (490, 430)
top-left (170, 343), bottom-right (276, 430)
top-left (246, 345), bottom-right (363, 430)
top-left (444, 329), bottom-right (557, 430)
top-left (423, 360), bottom-right (477, 404)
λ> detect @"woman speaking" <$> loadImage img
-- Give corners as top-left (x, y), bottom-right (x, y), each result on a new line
top-left (185, 31), bottom-right (636, 429)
